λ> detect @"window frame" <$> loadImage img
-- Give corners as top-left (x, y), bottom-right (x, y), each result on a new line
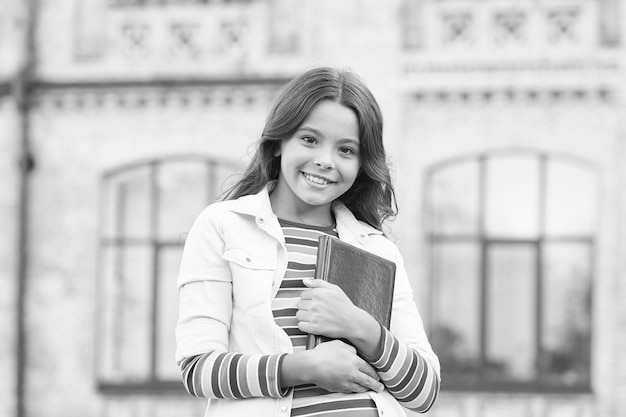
top-left (424, 149), bottom-right (597, 393)
top-left (95, 154), bottom-right (236, 394)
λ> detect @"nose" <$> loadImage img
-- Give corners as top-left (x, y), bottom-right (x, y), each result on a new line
top-left (314, 160), bottom-right (332, 169)
top-left (313, 148), bottom-right (334, 170)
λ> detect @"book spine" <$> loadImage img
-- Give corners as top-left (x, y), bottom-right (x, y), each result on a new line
top-left (305, 236), bottom-right (331, 350)
top-left (316, 235), bottom-right (331, 281)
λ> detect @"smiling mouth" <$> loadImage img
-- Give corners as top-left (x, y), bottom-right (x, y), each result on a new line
top-left (302, 172), bottom-right (333, 185)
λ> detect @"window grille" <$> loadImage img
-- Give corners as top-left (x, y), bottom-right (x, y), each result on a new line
top-left (96, 155), bottom-right (236, 392)
top-left (425, 150), bottom-right (596, 392)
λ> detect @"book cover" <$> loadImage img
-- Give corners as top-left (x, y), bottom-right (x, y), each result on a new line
top-left (305, 235), bottom-right (396, 350)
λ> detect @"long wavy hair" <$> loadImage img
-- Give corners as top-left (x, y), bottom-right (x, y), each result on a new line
top-left (223, 67), bottom-right (397, 230)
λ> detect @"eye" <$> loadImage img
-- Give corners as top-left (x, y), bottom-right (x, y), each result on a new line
top-left (339, 146), bottom-right (358, 155)
top-left (301, 136), bottom-right (317, 145)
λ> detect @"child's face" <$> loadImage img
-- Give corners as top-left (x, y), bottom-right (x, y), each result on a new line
top-left (272, 100), bottom-right (361, 222)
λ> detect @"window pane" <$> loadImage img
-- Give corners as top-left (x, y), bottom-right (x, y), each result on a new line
top-left (156, 245), bottom-right (184, 379)
top-left (540, 242), bottom-right (592, 385)
top-left (485, 156), bottom-right (539, 238)
top-left (427, 160), bottom-right (479, 235)
top-left (158, 162), bottom-right (211, 240)
top-left (99, 245), bottom-right (153, 381)
top-left (99, 157), bottom-right (238, 386)
top-left (430, 242), bottom-right (481, 374)
top-left (99, 246), bottom-right (118, 380)
top-left (545, 160), bottom-right (597, 236)
top-left (102, 166), bottom-right (152, 239)
top-left (487, 244), bottom-right (536, 380)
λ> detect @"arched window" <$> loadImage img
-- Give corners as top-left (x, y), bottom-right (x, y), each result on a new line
top-left (96, 155), bottom-right (236, 392)
top-left (425, 150), bottom-right (597, 392)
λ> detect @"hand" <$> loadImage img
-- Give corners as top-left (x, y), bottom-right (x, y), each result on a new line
top-left (308, 340), bottom-right (384, 393)
top-left (297, 278), bottom-right (384, 358)
top-left (296, 279), bottom-right (358, 340)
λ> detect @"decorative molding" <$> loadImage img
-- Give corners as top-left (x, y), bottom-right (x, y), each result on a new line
top-left (440, 10), bottom-right (474, 45)
top-left (546, 7), bottom-right (580, 45)
top-left (404, 58), bottom-right (619, 74)
top-left (493, 9), bottom-right (526, 45)
top-left (408, 87), bottom-right (615, 105)
top-left (169, 21), bottom-right (200, 58)
top-left (103, 4), bottom-right (260, 64)
top-left (118, 21), bottom-right (151, 57)
top-left (28, 78), bottom-right (288, 110)
top-left (73, 0), bottom-right (300, 70)
top-left (30, 76), bottom-right (289, 89)
top-left (408, 1), bottom-right (609, 53)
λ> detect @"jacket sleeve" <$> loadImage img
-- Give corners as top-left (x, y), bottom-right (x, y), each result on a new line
top-left (363, 242), bottom-right (441, 413)
top-left (175, 206), bottom-right (288, 399)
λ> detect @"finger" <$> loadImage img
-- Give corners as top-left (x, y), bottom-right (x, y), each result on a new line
top-left (355, 374), bottom-right (385, 393)
top-left (302, 278), bottom-right (320, 288)
top-left (296, 299), bottom-right (313, 310)
top-left (345, 383), bottom-right (368, 394)
top-left (303, 278), bottom-right (339, 290)
top-left (358, 361), bottom-right (380, 381)
top-left (295, 309), bottom-right (310, 322)
top-left (299, 289), bottom-right (314, 301)
top-left (297, 320), bottom-right (311, 334)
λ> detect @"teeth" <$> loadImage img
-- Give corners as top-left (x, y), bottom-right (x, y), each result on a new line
top-left (303, 173), bottom-right (330, 185)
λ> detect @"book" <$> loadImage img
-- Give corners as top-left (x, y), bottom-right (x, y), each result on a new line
top-left (305, 235), bottom-right (396, 350)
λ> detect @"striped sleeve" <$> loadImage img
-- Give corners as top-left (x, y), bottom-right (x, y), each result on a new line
top-left (365, 326), bottom-right (440, 413)
top-left (180, 351), bottom-right (290, 399)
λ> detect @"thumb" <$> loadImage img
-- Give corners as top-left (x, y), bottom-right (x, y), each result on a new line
top-left (302, 278), bottom-right (332, 288)
top-left (303, 278), bottom-right (341, 292)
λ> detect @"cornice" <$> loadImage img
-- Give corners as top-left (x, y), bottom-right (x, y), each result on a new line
top-left (404, 58), bottom-right (620, 74)
top-left (2, 76), bottom-right (619, 109)
top-left (32, 76), bottom-right (291, 90)
top-left (408, 86), bottom-right (615, 105)
top-left (25, 76), bottom-right (290, 110)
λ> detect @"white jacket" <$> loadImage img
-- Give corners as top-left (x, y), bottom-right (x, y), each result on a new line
top-left (176, 186), bottom-right (440, 417)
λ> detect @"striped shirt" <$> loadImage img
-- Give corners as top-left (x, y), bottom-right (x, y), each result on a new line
top-left (179, 219), bottom-right (439, 415)
top-left (273, 219), bottom-right (378, 417)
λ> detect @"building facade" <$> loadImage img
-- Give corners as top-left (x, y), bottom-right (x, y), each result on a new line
top-left (1, 1), bottom-right (625, 416)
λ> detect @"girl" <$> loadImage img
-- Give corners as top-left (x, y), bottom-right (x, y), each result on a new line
top-left (176, 67), bottom-right (440, 417)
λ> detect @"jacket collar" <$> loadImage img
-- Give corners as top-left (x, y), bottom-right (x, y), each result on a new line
top-left (228, 183), bottom-right (276, 219)
top-left (332, 200), bottom-right (382, 244)
top-left (228, 183), bottom-right (382, 244)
